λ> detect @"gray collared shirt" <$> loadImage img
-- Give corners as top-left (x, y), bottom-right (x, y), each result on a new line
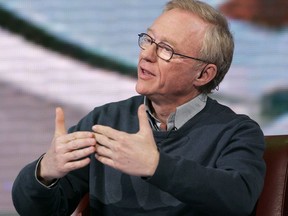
top-left (145, 94), bottom-right (207, 131)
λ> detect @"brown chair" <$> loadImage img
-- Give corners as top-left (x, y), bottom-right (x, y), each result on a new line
top-left (71, 193), bottom-right (89, 216)
top-left (255, 135), bottom-right (288, 216)
top-left (72, 135), bottom-right (288, 216)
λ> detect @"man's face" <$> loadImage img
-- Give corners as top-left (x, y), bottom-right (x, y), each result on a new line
top-left (136, 8), bottom-right (208, 105)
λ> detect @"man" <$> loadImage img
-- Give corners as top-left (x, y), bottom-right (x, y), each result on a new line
top-left (12, 0), bottom-right (266, 215)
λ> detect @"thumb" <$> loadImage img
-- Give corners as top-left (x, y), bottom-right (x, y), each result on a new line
top-left (137, 104), bottom-right (151, 134)
top-left (54, 107), bottom-right (67, 137)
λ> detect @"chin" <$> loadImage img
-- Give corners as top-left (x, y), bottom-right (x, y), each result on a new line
top-left (135, 84), bottom-right (145, 95)
top-left (135, 83), bottom-right (149, 96)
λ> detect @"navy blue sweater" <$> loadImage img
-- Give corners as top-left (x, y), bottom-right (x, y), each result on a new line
top-left (12, 95), bottom-right (265, 216)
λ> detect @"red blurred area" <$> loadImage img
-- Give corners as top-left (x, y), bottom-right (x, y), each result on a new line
top-left (220, 0), bottom-right (288, 27)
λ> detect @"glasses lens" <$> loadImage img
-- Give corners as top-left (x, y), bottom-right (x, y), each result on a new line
top-left (157, 43), bottom-right (173, 61)
top-left (138, 33), bottom-right (173, 61)
top-left (139, 33), bottom-right (151, 49)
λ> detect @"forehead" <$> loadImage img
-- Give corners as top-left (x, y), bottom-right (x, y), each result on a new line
top-left (149, 8), bottom-right (208, 49)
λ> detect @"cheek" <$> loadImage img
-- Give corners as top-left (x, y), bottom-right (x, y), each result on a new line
top-left (160, 63), bottom-right (194, 84)
top-left (158, 63), bottom-right (175, 84)
top-left (163, 65), bottom-right (198, 91)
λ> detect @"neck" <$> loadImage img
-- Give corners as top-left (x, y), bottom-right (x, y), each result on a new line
top-left (151, 101), bottom-right (174, 124)
top-left (147, 92), bottom-right (201, 123)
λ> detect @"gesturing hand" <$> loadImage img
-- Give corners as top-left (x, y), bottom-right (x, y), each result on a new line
top-left (38, 107), bottom-right (96, 184)
top-left (93, 104), bottom-right (159, 177)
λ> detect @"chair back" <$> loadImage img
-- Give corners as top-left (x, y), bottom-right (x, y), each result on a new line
top-left (255, 135), bottom-right (288, 216)
top-left (71, 193), bottom-right (89, 216)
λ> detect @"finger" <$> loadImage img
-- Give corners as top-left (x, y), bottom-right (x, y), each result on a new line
top-left (57, 131), bottom-right (96, 144)
top-left (64, 157), bottom-right (92, 172)
top-left (54, 107), bottom-right (67, 137)
top-left (65, 145), bottom-right (96, 161)
top-left (137, 104), bottom-right (151, 134)
top-left (95, 153), bottom-right (115, 168)
top-left (94, 133), bottom-right (113, 149)
top-left (66, 137), bottom-right (96, 151)
top-left (92, 125), bottom-right (120, 140)
top-left (95, 143), bottom-right (113, 158)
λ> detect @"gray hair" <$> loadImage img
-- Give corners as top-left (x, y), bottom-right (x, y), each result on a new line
top-left (164, 0), bottom-right (234, 93)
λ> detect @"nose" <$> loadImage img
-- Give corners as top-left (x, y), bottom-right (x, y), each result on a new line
top-left (139, 43), bottom-right (158, 62)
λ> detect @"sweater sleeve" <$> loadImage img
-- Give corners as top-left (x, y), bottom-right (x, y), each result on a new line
top-left (147, 119), bottom-right (266, 216)
top-left (12, 157), bottom-right (89, 216)
top-left (11, 97), bottom-right (142, 216)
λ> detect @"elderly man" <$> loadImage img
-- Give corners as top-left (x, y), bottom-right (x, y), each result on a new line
top-left (12, 0), bottom-right (265, 215)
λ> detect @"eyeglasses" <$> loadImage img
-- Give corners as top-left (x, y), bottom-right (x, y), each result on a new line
top-left (138, 33), bottom-right (210, 63)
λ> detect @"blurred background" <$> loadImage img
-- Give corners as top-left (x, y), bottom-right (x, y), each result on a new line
top-left (0, 0), bottom-right (287, 215)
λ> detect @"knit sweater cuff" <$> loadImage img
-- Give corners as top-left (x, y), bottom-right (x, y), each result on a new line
top-left (146, 151), bottom-right (177, 190)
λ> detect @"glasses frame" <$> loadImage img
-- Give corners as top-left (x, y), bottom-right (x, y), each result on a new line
top-left (138, 33), bottom-right (211, 64)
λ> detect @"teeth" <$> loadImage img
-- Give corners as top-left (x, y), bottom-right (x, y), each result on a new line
top-left (143, 69), bottom-right (152, 75)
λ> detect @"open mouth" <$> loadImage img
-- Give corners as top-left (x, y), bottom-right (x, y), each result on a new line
top-left (139, 67), bottom-right (155, 77)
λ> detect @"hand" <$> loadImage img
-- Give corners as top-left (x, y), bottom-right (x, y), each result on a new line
top-left (38, 107), bottom-right (96, 183)
top-left (93, 104), bottom-right (159, 177)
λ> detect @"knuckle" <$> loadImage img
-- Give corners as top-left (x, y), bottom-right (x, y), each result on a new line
top-left (71, 141), bottom-right (79, 150)
top-left (98, 146), bottom-right (105, 154)
top-left (55, 163), bottom-right (65, 173)
top-left (113, 143), bottom-right (121, 152)
top-left (67, 162), bottom-right (77, 171)
top-left (54, 143), bottom-right (64, 153)
top-left (70, 151), bottom-right (78, 160)
top-left (96, 134), bottom-right (104, 143)
top-left (117, 133), bottom-right (127, 143)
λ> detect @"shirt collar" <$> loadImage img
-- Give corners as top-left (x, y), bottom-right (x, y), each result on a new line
top-left (144, 94), bottom-right (207, 131)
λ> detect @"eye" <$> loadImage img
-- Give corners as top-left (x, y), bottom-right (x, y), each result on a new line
top-left (143, 35), bottom-right (153, 44)
top-left (158, 42), bottom-right (173, 53)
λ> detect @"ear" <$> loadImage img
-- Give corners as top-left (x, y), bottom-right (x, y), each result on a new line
top-left (194, 64), bottom-right (217, 87)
